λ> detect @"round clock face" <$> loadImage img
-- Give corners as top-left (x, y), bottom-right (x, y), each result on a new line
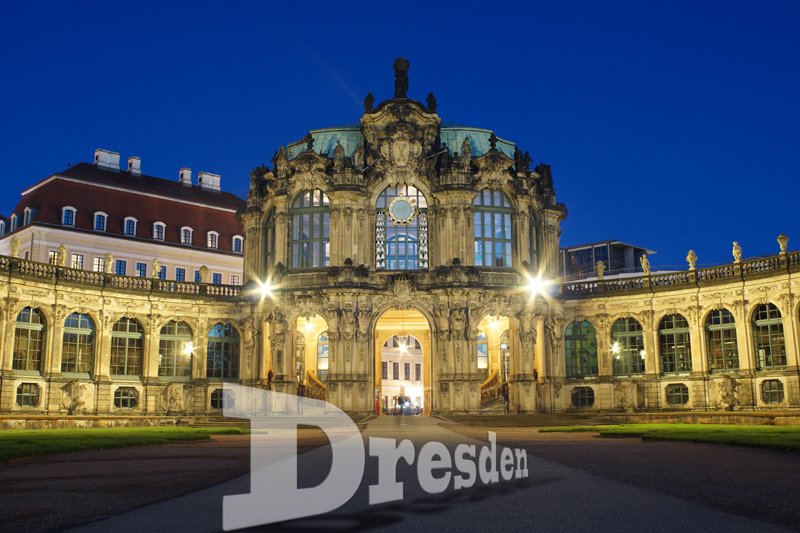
top-left (388, 195), bottom-right (416, 226)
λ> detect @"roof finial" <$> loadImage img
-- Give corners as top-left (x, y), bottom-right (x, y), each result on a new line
top-left (393, 57), bottom-right (409, 99)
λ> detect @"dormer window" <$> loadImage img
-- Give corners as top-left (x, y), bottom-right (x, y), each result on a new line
top-left (153, 222), bottom-right (166, 240)
top-left (23, 207), bottom-right (32, 226)
top-left (207, 231), bottom-right (219, 249)
top-left (124, 217), bottom-right (137, 236)
top-left (10, 214), bottom-right (17, 232)
top-left (94, 212), bottom-right (108, 232)
top-left (62, 207), bottom-right (76, 226)
top-left (232, 235), bottom-right (243, 253)
top-left (180, 227), bottom-right (193, 245)
top-left (0, 220), bottom-right (5, 236)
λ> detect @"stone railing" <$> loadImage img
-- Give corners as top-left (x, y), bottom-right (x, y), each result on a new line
top-left (1, 257), bottom-right (240, 298)
top-left (298, 384), bottom-right (326, 401)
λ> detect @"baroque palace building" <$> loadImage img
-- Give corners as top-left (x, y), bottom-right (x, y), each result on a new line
top-left (1, 58), bottom-right (799, 420)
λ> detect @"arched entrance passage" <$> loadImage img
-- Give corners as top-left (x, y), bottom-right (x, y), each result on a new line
top-left (373, 308), bottom-right (432, 415)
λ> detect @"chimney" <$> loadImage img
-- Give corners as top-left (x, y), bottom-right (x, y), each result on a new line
top-left (197, 172), bottom-right (221, 192)
top-left (94, 149), bottom-right (121, 172)
top-left (128, 156), bottom-right (141, 176)
top-left (179, 168), bottom-right (192, 187)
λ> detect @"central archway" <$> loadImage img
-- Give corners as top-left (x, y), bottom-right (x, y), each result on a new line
top-left (373, 308), bottom-right (432, 415)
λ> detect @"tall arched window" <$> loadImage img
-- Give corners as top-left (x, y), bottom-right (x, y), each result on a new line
top-left (474, 190), bottom-right (513, 268)
top-left (500, 329), bottom-right (510, 382)
top-left (611, 318), bottom-right (645, 375)
top-left (207, 323), bottom-right (240, 380)
top-left (565, 321), bottom-right (598, 379)
top-left (659, 314), bottom-right (692, 373)
top-left (13, 307), bottom-right (46, 373)
top-left (265, 208), bottom-right (276, 273)
top-left (291, 190), bottom-right (330, 269)
top-left (477, 331), bottom-right (489, 382)
top-left (753, 304), bottom-right (786, 369)
top-left (706, 309), bottom-right (739, 372)
top-left (529, 207), bottom-right (540, 272)
top-left (375, 185), bottom-right (428, 270)
top-left (159, 321), bottom-right (193, 378)
top-left (317, 332), bottom-right (329, 382)
top-left (62, 313), bottom-right (95, 374)
top-left (111, 318), bottom-right (143, 377)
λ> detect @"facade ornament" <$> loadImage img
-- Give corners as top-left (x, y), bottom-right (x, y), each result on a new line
top-left (353, 144), bottom-right (365, 171)
top-left (535, 162), bottom-right (553, 189)
top-left (514, 146), bottom-right (532, 173)
top-left (161, 383), bottom-right (189, 413)
top-left (393, 57), bottom-right (409, 99)
top-left (10, 235), bottom-right (20, 258)
top-left (104, 252), bottom-right (114, 274)
top-left (552, 381), bottom-right (563, 398)
top-left (686, 250), bottom-right (697, 270)
top-left (56, 244), bottom-right (68, 267)
top-left (778, 233), bottom-right (789, 255)
top-left (363, 93), bottom-right (374, 113)
top-left (198, 265), bottom-right (209, 283)
top-left (333, 140), bottom-right (345, 171)
top-left (426, 92), bottom-right (437, 112)
top-left (717, 376), bottom-right (739, 411)
top-left (732, 242), bottom-right (742, 263)
top-left (459, 137), bottom-right (472, 170)
top-left (640, 254), bottom-right (650, 275)
top-left (437, 143), bottom-right (451, 169)
top-left (271, 146), bottom-right (292, 179)
top-left (151, 258), bottom-right (160, 278)
top-left (303, 133), bottom-right (315, 151)
top-left (61, 381), bottom-right (87, 413)
top-left (595, 260), bottom-right (606, 280)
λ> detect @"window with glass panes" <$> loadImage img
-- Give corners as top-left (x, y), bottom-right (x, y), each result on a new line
top-left (61, 313), bottom-right (95, 374)
top-left (95, 214), bottom-right (105, 231)
top-left (474, 190), bottom-right (513, 268)
top-left (415, 363), bottom-right (421, 381)
top-left (154, 224), bottom-right (164, 240)
top-left (175, 268), bottom-right (185, 282)
top-left (136, 262), bottom-right (147, 277)
top-left (706, 309), bottom-right (739, 371)
top-left (211, 389), bottom-right (235, 410)
top-left (571, 387), bottom-right (595, 407)
top-left (114, 387), bottom-right (138, 409)
top-left (477, 332), bottom-right (489, 382)
top-left (208, 233), bottom-right (218, 248)
top-left (392, 362), bottom-right (399, 380)
top-left (93, 257), bottom-right (105, 272)
top-left (665, 383), bottom-right (689, 405)
top-left (265, 208), bottom-right (276, 273)
top-left (194, 270), bottom-right (201, 282)
top-left (115, 260), bottom-right (126, 275)
top-left (317, 332), bottom-right (329, 381)
top-left (404, 363), bottom-right (410, 380)
top-left (212, 273), bottom-right (221, 284)
top-left (48, 251), bottom-right (57, 265)
top-left (125, 220), bottom-right (136, 235)
top-left (158, 321), bottom-right (193, 378)
top-left (382, 361), bottom-right (388, 380)
top-left (291, 190), bottom-right (330, 269)
top-left (207, 323), bottom-right (240, 379)
top-left (375, 185), bottom-right (428, 270)
top-left (233, 238), bottom-right (242, 253)
top-left (230, 275), bottom-right (240, 285)
top-left (659, 314), bottom-right (692, 373)
top-left (753, 304), bottom-right (786, 369)
top-left (13, 307), bottom-right (46, 372)
top-left (16, 383), bottom-right (40, 408)
top-left (500, 330), bottom-right (510, 382)
top-left (159, 266), bottom-right (167, 280)
top-left (72, 254), bottom-right (84, 269)
top-left (611, 318), bottom-right (645, 375)
top-left (110, 318), bottom-right (143, 376)
top-left (761, 379), bottom-right (784, 404)
top-left (63, 209), bottom-right (74, 226)
top-left (529, 208), bottom-right (540, 272)
top-left (565, 321), bottom-right (598, 378)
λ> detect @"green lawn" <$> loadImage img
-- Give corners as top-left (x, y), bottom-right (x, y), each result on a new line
top-left (0, 427), bottom-right (248, 463)
top-left (539, 424), bottom-right (800, 453)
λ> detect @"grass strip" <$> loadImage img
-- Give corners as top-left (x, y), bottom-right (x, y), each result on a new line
top-left (538, 425), bottom-right (607, 433)
top-left (0, 427), bottom-right (248, 463)
top-left (541, 423), bottom-right (800, 453)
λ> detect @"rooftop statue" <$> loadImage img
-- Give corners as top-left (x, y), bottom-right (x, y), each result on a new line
top-left (535, 162), bottom-right (553, 189)
top-left (363, 93), bottom-right (374, 113)
top-left (459, 137), bottom-right (471, 170)
top-left (393, 57), bottom-right (409, 99)
top-left (640, 254), bottom-right (650, 275)
top-left (353, 144), bottom-right (365, 171)
top-left (333, 140), bottom-right (345, 171)
top-left (271, 146), bottom-right (291, 179)
top-left (732, 242), bottom-right (742, 263)
top-left (426, 92), bottom-right (437, 112)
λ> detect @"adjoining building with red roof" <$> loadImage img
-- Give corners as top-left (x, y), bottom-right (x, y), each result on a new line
top-left (0, 149), bottom-right (245, 286)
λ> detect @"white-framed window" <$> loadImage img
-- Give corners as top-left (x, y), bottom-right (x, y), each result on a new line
top-left (48, 251), bottom-right (57, 265)
top-left (71, 254), bottom-right (84, 269)
top-left (136, 262), bottom-right (147, 277)
top-left (207, 231), bottom-right (219, 249)
top-left (124, 217), bottom-right (137, 236)
top-left (180, 226), bottom-right (193, 245)
top-left (232, 235), bottom-right (243, 253)
top-left (230, 274), bottom-right (240, 285)
top-left (23, 207), bottom-right (32, 226)
top-left (194, 270), bottom-right (201, 282)
top-left (10, 214), bottom-right (17, 232)
top-left (94, 211), bottom-right (108, 232)
top-left (62, 207), bottom-right (77, 226)
top-left (0, 220), bottom-right (5, 236)
top-left (153, 222), bottom-right (166, 240)
top-left (93, 257), bottom-right (105, 272)
top-left (212, 273), bottom-right (222, 284)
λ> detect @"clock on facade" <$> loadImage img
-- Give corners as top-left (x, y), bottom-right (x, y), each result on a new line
top-left (387, 194), bottom-right (417, 226)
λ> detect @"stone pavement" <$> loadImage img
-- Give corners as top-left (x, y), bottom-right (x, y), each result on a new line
top-left (60, 416), bottom-right (790, 533)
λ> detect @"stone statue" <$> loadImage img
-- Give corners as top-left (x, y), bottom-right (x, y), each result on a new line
top-left (105, 252), bottom-right (114, 274)
top-left (152, 258), bottom-right (160, 278)
top-left (363, 93), bottom-right (375, 113)
top-left (438, 143), bottom-right (451, 169)
top-left (515, 147), bottom-right (532, 173)
top-left (732, 242), bottom-right (742, 263)
top-left (62, 381), bottom-right (87, 413)
top-left (333, 140), bottom-right (345, 171)
top-left (199, 265), bottom-right (209, 283)
top-left (10, 235), bottom-right (20, 258)
top-left (535, 162), bottom-right (553, 189)
top-left (459, 137), bottom-right (471, 170)
top-left (272, 146), bottom-right (291, 178)
top-left (426, 92), bottom-right (437, 112)
top-left (686, 250), bottom-right (697, 270)
top-left (393, 57), bottom-right (409, 99)
top-left (249, 164), bottom-right (270, 191)
top-left (640, 254), bottom-right (650, 275)
top-left (450, 307), bottom-right (466, 335)
top-left (595, 260), bottom-right (606, 279)
top-left (57, 244), bottom-right (68, 267)
top-left (489, 133), bottom-right (498, 150)
top-left (353, 144), bottom-right (365, 170)
top-left (303, 133), bottom-right (315, 151)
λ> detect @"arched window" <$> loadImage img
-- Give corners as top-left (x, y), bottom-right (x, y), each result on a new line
top-left (529, 207), bottom-right (540, 272)
top-left (659, 314), bottom-right (692, 373)
top-left (611, 318), bottom-right (645, 375)
top-left (265, 208), bottom-right (276, 273)
top-left (13, 307), bottom-right (46, 373)
top-left (207, 323), bottom-right (240, 380)
top-left (706, 309), bottom-right (739, 372)
top-left (753, 304), bottom-right (786, 369)
top-left (111, 318), bottom-right (144, 377)
top-left (375, 185), bottom-right (428, 270)
top-left (62, 313), bottom-right (95, 374)
top-left (500, 330), bottom-right (510, 382)
top-left (295, 331), bottom-right (306, 383)
top-left (291, 190), bottom-right (330, 269)
top-left (565, 321), bottom-right (598, 379)
top-left (317, 332), bottom-right (329, 382)
top-left (158, 321), bottom-right (193, 378)
top-left (477, 332), bottom-right (489, 382)
top-left (474, 190), bottom-right (513, 268)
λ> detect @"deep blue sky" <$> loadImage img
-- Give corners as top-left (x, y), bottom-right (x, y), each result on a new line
top-left (2, 1), bottom-right (798, 270)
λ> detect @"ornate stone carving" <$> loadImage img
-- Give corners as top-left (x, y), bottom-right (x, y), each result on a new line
top-left (10, 235), bottom-right (20, 258)
top-left (716, 376), bottom-right (739, 411)
top-left (640, 254), bottom-right (650, 275)
top-left (686, 250), bottom-right (697, 270)
top-left (778, 233), bottom-right (789, 254)
top-left (62, 381), bottom-right (87, 413)
top-left (393, 57), bottom-right (409, 98)
top-left (57, 244), bottom-right (68, 267)
top-left (161, 383), bottom-right (190, 413)
top-left (732, 242), bottom-right (742, 263)
top-left (595, 261), bottom-right (606, 280)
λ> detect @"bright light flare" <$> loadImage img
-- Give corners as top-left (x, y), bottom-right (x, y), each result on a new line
top-left (399, 343), bottom-right (408, 354)
top-left (640, 350), bottom-right (646, 359)
top-left (258, 281), bottom-right (273, 298)
top-left (182, 342), bottom-right (195, 356)
top-left (304, 320), bottom-right (314, 333)
top-left (611, 342), bottom-right (620, 355)
top-left (522, 271), bottom-right (553, 299)
top-left (490, 318), bottom-right (499, 330)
